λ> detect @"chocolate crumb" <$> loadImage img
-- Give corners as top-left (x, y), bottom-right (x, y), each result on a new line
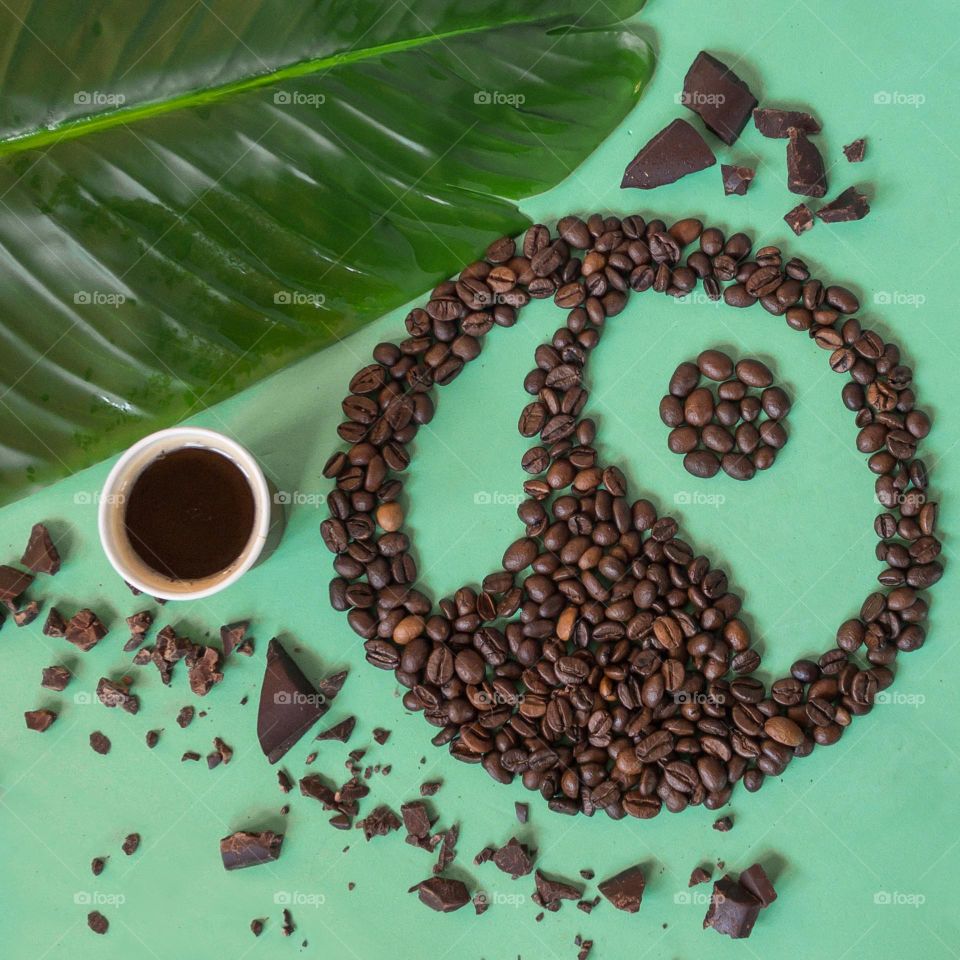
top-left (372, 727), bottom-right (391, 744)
top-left (176, 706), bottom-right (195, 728)
top-left (181, 751), bottom-right (201, 762)
top-left (25, 709), bottom-right (56, 732)
top-left (91, 857), bottom-right (107, 876)
top-left (515, 802), bottom-right (529, 824)
top-left (42, 607), bottom-right (66, 637)
top-left (784, 202), bottom-right (815, 236)
top-left (145, 729), bottom-right (160, 748)
top-left (250, 919), bottom-right (264, 937)
top-left (420, 781), bottom-right (441, 797)
top-left (89, 731), bottom-right (111, 755)
top-left (87, 910), bottom-right (109, 935)
top-left (41, 665), bottom-right (71, 691)
top-left (713, 816), bottom-right (734, 832)
top-left (122, 833), bottom-right (140, 856)
top-left (689, 865), bottom-right (713, 886)
top-left (843, 138), bottom-right (866, 162)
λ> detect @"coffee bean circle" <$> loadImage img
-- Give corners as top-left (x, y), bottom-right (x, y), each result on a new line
top-left (661, 353), bottom-right (791, 479)
top-left (323, 213), bottom-right (941, 821)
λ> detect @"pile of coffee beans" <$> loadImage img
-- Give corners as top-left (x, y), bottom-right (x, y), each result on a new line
top-left (660, 351), bottom-right (790, 480)
top-left (322, 212), bottom-right (940, 820)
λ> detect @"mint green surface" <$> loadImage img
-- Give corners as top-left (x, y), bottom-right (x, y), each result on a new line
top-left (1, 1), bottom-right (957, 958)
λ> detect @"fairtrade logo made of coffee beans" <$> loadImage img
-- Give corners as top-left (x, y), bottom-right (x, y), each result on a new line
top-left (322, 213), bottom-right (940, 820)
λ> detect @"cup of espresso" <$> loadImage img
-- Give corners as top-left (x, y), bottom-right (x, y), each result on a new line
top-left (98, 427), bottom-right (279, 600)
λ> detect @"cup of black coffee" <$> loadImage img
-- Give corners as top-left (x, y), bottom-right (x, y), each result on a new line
top-left (98, 427), bottom-right (278, 600)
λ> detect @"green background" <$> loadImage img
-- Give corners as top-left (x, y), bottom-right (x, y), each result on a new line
top-left (1, 1), bottom-right (957, 958)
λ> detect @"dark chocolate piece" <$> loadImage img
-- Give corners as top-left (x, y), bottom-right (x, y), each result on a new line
top-left (42, 607), bottom-right (66, 637)
top-left (420, 781), bottom-right (441, 797)
top-left (329, 813), bottom-right (352, 830)
top-left (434, 824), bottom-right (459, 874)
top-left (299, 772), bottom-right (338, 807)
top-left (372, 727), bottom-right (391, 744)
top-left (91, 856), bottom-right (107, 876)
top-left (317, 669), bottom-right (348, 701)
top-left (25, 708), bottom-right (56, 731)
top-left (414, 876), bottom-right (470, 913)
top-left (534, 870), bottom-right (583, 909)
top-left (176, 706), bottom-right (194, 728)
top-left (250, 919), bottom-right (264, 937)
top-left (21, 523), bottom-right (61, 574)
top-left (235, 639), bottom-right (255, 656)
top-left (843, 138), bottom-right (866, 162)
top-left (739, 863), bottom-right (778, 908)
top-left (816, 186), bottom-right (870, 222)
top-left (122, 833), bottom-right (140, 856)
top-left (96, 678), bottom-right (139, 714)
top-left (515, 801), bottom-right (529, 824)
top-left (90, 731), bottom-right (111, 755)
top-left (126, 610), bottom-right (153, 636)
top-left (753, 107), bottom-right (821, 138)
top-left (784, 202), bottom-right (815, 236)
top-left (492, 837), bottom-right (535, 878)
top-left (474, 846), bottom-right (495, 865)
top-left (220, 620), bottom-right (249, 657)
top-left (220, 830), bottom-right (284, 870)
top-left (703, 875), bottom-right (761, 939)
top-left (12, 600), bottom-right (40, 626)
top-left (621, 119), bottom-right (716, 190)
top-left (277, 770), bottom-right (293, 793)
top-left (401, 801), bottom-right (432, 839)
top-left (787, 129), bottom-right (828, 197)
top-left (66, 609), bottom-right (108, 651)
top-left (713, 816), bottom-right (733, 832)
top-left (598, 864), bottom-right (646, 913)
top-left (258, 638), bottom-right (326, 763)
top-left (182, 751), bottom-right (201, 762)
top-left (145, 729), bottom-right (160, 748)
top-left (154, 625), bottom-right (191, 662)
top-left (212, 736), bottom-right (233, 764)
top-left (357, 805), bottom-right (401, 841)
top-left (0, 564), bottom-right (33, 602)
top-left (722, 163), bottom-right (755, 196)
top-left (689, 865), bottom-right (713, 887)
top-left (681, 51), bottom-right (758, 145)
top-left (87, 911), bottom-right (109, 935)
top-left (186, 645), bottom-right (223, 696)
top-left (41, 665), bottom-right (71, 691)
top-left (315, 716), bottom-right (356, 743)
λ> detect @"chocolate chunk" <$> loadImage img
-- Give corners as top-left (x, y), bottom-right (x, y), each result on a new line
top-left (722, 163), bottom-right (755, 196)
top-left (534, 870), bottom-right (583, 909)
top-left (235, 639), bottom-right (255, 656)
top-left (90, 731), bottom-right (111, 755)
top-left (577, 897), bottom-right (600, 914)
top-left (257, 638), bottom-right (327, 763)
top-left (207, 751), bottom-right (221, 769)
top-left (703, 875), bottom-right (761, 939)
top-left (317, 669), bottom-right (348, 701)
top-left (474, 846), bottom-right (495, 865)
top-left (784, 202), bottom-right (815, 236)
top-left (42, 607), bottom-right (66, 637)
top-left (713, 816), bottom-right (733, 832)
top-left (681, 51), bottom-right (758, 145)
top-left (25, 708), bottom-right (56, 732)
top-left (357, 805), bottom-right (401, 841)
top-left (843, 138), bottom-right (866, 162)
top-left (21, 524), bottom-right (61, 574)
top-left (277, 770), bottom-right (293, 793)
top-left (12, 600), bottom-right (40, 626)
top-left (250, 919), bottom-right (265, 937)
top-left (220, 620), bottom-right (249, 656)
top-left (220, 830), bottom-right (284, 870)
top-left (816, 186), bottom-right (870, 223)
top-left (420, 781), bottom-right (441, 797)
top-left (87, 910), bottom-right (109, 935)
top-left (414, 876), bottom-right (470, 913)
top-left (401, 801), bottom-right (432, 839)
top-left (753, 107), bottom-right (821, 138)
top-left (329, 813), bottom-right (352, 830)
top-left (622, 119), bottom-right (716, 190)
top-left (91, 856), bottom-right (107, 876)
top-left (0, 564), bottom-right (33, 602)
top-left (315, 716), bottom-right (356, 743)
top-left (579, 869), bottom-right (595, 880)
top-left (66, 609), bottom-right (108, 651)
top-left (515, 801), bottom-right (529, 824)
top-left (186, 645), bottom-right (223, 696)
top-left (434, 824), bottom-right (459, 874)
top-left (41, 665), bottom-right (71, 691)
top-left (689, 865), bottom-right (713, 887)
top-left (598, 864), bottom-right (646, 913)
top-left (123, 634), bottom-right (144, 653)
top-left (212, 736), bottom-right (233, 764)
top-left (787, 129), bottom-right (828, 197)
top-left (299, 772), bottom-right (338, 807)
top-left (176, 706), bottom-right (194, 728)
top-left (97, 678), bottom-right (139, 714)
top-left (739, 863), bottom-right (778, 908)
top-left (281, 909), bottom-right (295, 936)
top-left (492, 837), bottom-right (535, 878)
top-left (126, 610), bottom-right (153, 635)
top-left (372, 727), bottom-right (391, 745)
top-left (154, 625), bottom-right (192, 662)
top-left (578, 941), bottom-right (594, 960)
top-left (145, 729), bottom-right (160, 748)
top-left (182, 751), bottom-right (201, 762)
top-left (122, 833), bottom-right (140, 856)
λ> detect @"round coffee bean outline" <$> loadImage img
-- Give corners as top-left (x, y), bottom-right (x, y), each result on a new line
top-left (660, 353), bottom-right (791, 480)
top-left (323, 213), bottom-right (941, 820)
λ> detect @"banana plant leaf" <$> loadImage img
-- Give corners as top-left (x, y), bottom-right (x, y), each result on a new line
top-left (0, 0), bottom-right (654, 504)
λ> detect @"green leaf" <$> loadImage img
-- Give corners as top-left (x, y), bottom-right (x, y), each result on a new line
top-left (0, 0), bottom-right (653, 503)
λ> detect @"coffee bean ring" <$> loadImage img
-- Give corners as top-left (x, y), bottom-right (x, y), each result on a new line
top-left (660, 352), bottom-right (791, 481)
top-left (322, 213), bottom-right (941, 820)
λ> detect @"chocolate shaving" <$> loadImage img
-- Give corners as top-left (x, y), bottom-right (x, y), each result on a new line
top-left (315, 716), bottom-right (356, 743)
top-left (219, 830), bottom-right (284, 870)
top-left (433, 823), bottom-right (459, 874)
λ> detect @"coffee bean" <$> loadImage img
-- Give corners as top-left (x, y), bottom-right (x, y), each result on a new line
top-left (735, 359), bottom-right (773, 388)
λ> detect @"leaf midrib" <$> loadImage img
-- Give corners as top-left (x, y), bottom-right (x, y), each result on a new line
top-left (0, 14), bottom-right (563, 158)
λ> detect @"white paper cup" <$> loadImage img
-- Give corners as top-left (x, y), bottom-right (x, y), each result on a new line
top-left (98, 427), bottom-right (276, 601)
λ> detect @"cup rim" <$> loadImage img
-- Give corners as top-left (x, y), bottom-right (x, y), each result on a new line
top-left (97, 426), bottom-right (271, 601)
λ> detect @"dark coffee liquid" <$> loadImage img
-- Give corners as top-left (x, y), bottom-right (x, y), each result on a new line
top-left (123, 447), bottom-right (256, 580)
